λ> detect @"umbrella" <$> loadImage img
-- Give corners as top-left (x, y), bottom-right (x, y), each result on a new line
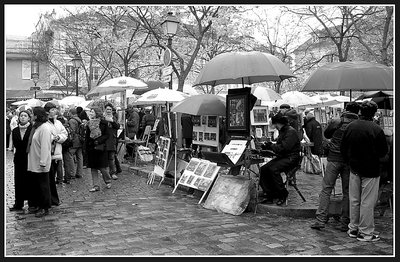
top-left (355, 91), bottom-right (393, 110)
top-left (171, 94), bottom-right (226, 116)
top-left (86, 76), bottom-right (148, 98)
top-left (133, 88), bottom-right (189, 105)
top-left (273, 91), bottom-right (315, 108)
top-left (11, 98), bottom-right (44, 107)
top-left (251, 86), bottom-right (282, 101)
top-left (301, 61), bottom-right (393, 99)
top-left (132, 80), bottom-right (167, 95)
top-left (59, 96), bottom-right (86, 107)
top-left (193, 51), bottom-right (295, 87)
top-left (355, 90), bottom-right (393, 100)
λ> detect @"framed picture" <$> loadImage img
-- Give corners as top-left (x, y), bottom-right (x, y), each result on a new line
top-left (250, 106), bottom-right (268, 125)
top-left (193, 116), bottom-right (201, 126)
top-left (208, 116), bottom-right (217, 127)
top-left (226, 92), bottom-right (250, 135)
top-left (201, 115), bottom-right (207, 126)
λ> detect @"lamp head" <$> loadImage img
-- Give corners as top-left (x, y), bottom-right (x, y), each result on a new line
top-left (161, 12), bottom-right (179, 37)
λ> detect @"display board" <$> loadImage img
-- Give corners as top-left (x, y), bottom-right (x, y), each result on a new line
top-left (148, 136), bottom-right (171, 186)
top-left (172, 157), bottom-right (220, 204)
top-left (192, 115), bottom-right (220, 150)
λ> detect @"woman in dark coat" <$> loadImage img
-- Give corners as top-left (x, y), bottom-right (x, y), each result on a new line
top-left (9, 110), bottom-right (35, 211)
top-left (85, 107), bottom-right (112, 192)
top-left (103, 103), bottom-right (120, 180)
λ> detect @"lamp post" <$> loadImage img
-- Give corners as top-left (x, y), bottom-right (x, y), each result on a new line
top-left (161, 12), bottom-right (179, 89)
top-left (31, 72), bottom-right (39, 98)
top-left (71, 52), bottom-right (82, 96)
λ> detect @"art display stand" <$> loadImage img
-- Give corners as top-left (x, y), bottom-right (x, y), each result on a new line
top-left (172, 158), bottom-right (220, 204)
top-left (147, 136), bottom-right (171, 187)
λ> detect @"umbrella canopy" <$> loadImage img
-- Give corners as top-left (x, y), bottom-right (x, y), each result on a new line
top-left (133, 88), bottom-right (189, 105)
top-left (251, 86), bottom-right (282, 101)
top-left (355, 90), bottom-right (393, 100)
top-left (11, 98), bottom-right (44, 107)
top-left (273, 91), bottom-right (315, 108)
top-left (193, 51), bottom-right (295, 87)
top-left (132, 80), bottom-right (167, 95)
top-left (86, 76), bottom-right (148, 98)
top-left (355, 90), bottom-right (393, 110)
top-left (171, 94), bottom-right (226, 116)
top-left (301, 61), bottom-right (393, 92)
top-left (59, 96), bottom-right (86, 107)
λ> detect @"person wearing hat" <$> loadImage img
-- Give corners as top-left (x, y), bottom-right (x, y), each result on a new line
top-left (259, 112), bottom-right (301, 206)
top-left (44, 102), bottom-right (68, 206)
top-left (279, 104), bottom-right (303, 140)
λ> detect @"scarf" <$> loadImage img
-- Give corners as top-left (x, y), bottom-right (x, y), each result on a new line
top-left (88, 119), bottom-right (102, 139)
top-left (18, 122), bottom-right (30, 140)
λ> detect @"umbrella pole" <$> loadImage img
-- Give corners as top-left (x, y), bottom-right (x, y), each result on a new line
top-left (349, 90), bottom-right (352, 102)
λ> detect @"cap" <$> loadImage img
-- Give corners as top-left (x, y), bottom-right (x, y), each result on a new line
top-left (271, 112), bottom-right (288, 125)
top-left (279, 104), bottom-right (290, 109)
top-left (44, 102), bottom-right (57, 112)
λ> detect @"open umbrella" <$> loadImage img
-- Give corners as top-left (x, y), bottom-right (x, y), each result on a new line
top-left (193, 51), bottom-right (295, 87)
top-left (273, 91), bottom-right (315, 108)
top-left (171, 94), bottom-right (226, 116)
top-left (301, 61), bottom-right (393, 99)
top-left (133, 88), bottom-right (189, 105)
top-left (355, 90), bottom-right (393, 110)
top-left (11, 98), bottom-right (44, 107)
top-left (86, 76), bottom-right (148, 98)
top-left (251, 86), bottom-right (282, 101)
top-left (59, 96), bottom-right (86, 107)
top-left (132, 80), bottom-right (167, 96)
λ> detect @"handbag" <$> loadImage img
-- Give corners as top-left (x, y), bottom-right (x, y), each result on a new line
top-left (94, 143), bottom-right (106, 151)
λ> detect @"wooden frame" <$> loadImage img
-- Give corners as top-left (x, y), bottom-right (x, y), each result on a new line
top-left (250, 106), bottom-right (269, 125)
top-left (226, 92), bottom-right (250, 136)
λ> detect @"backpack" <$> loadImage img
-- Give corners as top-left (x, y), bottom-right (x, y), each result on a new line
top-left (62, 125), bottom-right (74, 150)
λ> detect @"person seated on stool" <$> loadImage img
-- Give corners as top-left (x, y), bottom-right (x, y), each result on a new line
top-left (259, 112), bottom-right (301, 205)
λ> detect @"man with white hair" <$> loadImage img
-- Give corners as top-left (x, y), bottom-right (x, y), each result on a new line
top-left (303, 109), bottom-right (323, 156)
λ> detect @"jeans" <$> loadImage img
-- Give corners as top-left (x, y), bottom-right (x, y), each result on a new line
top-left (91, 167), bottom-right (111, 188)
top-left (62, 150), bottom-right (74, 181)
top-left (55, 159), bottom-right (64, 183)
top-left (315, 161), bottom-right (350, 224)
top-left (69, 147), bottom-right (83, 178)
top-left (107, 151), bottom-right (116, 175)
top-left (348, 172), bottom-right (380, 236)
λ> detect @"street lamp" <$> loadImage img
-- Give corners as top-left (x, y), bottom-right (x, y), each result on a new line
top-left (161, 12), bottom-right (179, 89)
top-left (31, 72), bottom-right (39, 98)
top-left (71, 52), bottom-right (82, 96)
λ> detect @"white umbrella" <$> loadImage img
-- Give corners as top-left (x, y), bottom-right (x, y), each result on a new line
top-left (86, 76), bottom-right (148, 98)
top-left (251, 86), bottom-right (282, 101)
top-left (273, 91), bottom-right (315, 108)
top-left (11, 98), bottom-right (44, 107)
top-left (133, 88), bottom-right (189, 105)
top-left (59, 96), bottom-right (86, 107)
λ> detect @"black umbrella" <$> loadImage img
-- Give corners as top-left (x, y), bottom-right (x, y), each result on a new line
top-left (132, 80), bottom-right (168, 95)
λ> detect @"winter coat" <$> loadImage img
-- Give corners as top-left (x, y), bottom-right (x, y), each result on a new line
top-left (141, 113), bottom-right (156, 129)
top-left (47, 119), bottom-right (68, 161)
top-left (303, 117), bottom-right (323, 156)
top-left (12, 123), bottom-right (32, 199)
top-left (281, 108), bottom-right (303, 140)
top-left (104, 115), bottom-right (120, 152)
top-left (269, 124), bottom-right (301, 158)
top-left (27, 123), bottom-right (53, 173)
top-left (324, 112), bottom-right (358, 163)
top-left (68, 116), bottom-right (83, 148)
top-left (85, 119), bottom-right (110, 169)
top-left (341, 119), bottom-right (388, 178)
top-left (126, 109), bottom-right (140, 139)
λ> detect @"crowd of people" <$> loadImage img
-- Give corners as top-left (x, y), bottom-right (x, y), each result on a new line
top-left (259, 100), bottom-right (391, 242)
top-left (7, 102), bottom-right (126, 217)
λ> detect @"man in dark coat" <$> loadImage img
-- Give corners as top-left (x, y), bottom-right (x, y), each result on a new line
top-left (259, 112), bottom-right (301, 206)
top-left (341, 101), bottom-right (388, 242)
top-left (181, 113), bottom-right (193, 148)
top-left (310, 102), bottom-right (360, 231)
top-left (303, 109), bottom-right (323, 156)
top-left (279, 104), bottom-right (303, 140)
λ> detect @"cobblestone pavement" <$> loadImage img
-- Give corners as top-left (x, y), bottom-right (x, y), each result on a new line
top-left (5, 151), bottom-right (393, 256)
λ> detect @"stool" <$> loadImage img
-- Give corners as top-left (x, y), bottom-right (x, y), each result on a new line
top-left (282, 163), bottom-right (306, 206)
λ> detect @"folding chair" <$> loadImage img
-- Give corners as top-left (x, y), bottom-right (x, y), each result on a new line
top-left (126, 125), bottom-right (152, 166)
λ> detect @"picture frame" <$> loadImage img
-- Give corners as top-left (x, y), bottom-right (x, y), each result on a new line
top-left (226, 92), bottom-right (250, 136)
top-left (250, 106), bottom-right (269, 125)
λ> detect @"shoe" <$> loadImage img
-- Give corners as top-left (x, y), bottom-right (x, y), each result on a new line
top-left (52, 202), bottom-right (60, 206)
top-left (63, 180), bottom-right (71, 184)
top-left (260, 198), bottom-right (274, 204)
top-left (347, 229), bottom-right (359, 238)
top-left (357, 234), bottom-right (380, 242)
top-left (9, 206), bottom-right (24, 212)
top-left (276, 191), bottom-right (289, 206)
top-left (55, 180), bottom-right (62, 185)
top-left (89, 186), bottom-right (100, 192)
top-left (35, 209), bottom-right (49, 218)
top-left (106, 183), bottom-right (111, 189)
top-left (310, 220), bottom-right (325, 230)
top-left (75, 175), bottom-right (82, 178)
top-left (111, 174), bottom-right (118, 180)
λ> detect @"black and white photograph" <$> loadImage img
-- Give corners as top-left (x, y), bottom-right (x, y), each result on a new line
top-left (4, 4), bottom-right (393, 257)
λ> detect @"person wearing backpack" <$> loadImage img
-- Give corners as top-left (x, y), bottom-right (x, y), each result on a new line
top-left (68, 108), bottom-right (84, 180)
